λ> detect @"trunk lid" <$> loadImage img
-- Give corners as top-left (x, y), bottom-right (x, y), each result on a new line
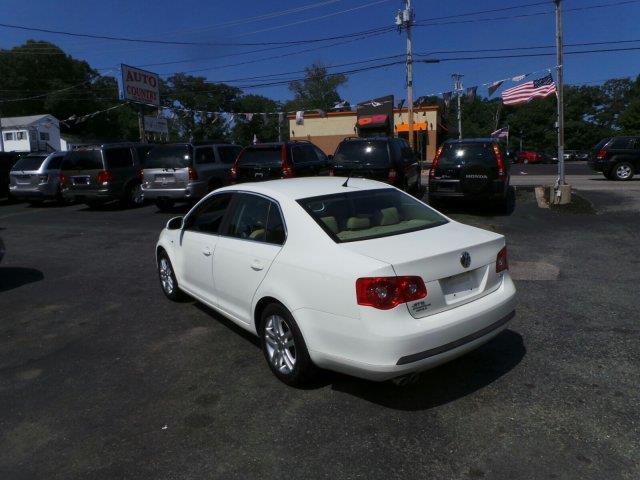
top-left (61, 150), bottom-right (106, 192)
top-left (341, 221), bottom-right (505, 318)
top-left (434, 142), bottom-right (500, 194)
top-left (236, 145), bottom-right (285, 182)
top-left (143, 144), bottom-right (193, 188)
top-left (143, 167), bottom-right (189, 189)
top-left (332, 163), bottom-right (390, 182)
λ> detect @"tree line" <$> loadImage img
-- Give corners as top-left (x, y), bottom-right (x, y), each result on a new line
top-left (1, 40), bottom-right (639, 150)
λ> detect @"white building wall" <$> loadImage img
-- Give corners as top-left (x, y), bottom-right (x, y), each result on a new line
top-left (2, 130), bottom-right (31, 152)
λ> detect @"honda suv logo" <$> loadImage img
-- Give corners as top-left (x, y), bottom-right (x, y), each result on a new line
top-left (460, 251), bottom-right (471, 268)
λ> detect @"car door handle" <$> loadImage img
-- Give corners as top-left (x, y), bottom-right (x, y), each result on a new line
top-left (251, 260), bottom-right (264, 271)
top-left (202, 247), bottom-right (212, 257)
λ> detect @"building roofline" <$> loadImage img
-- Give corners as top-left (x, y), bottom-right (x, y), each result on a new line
top-left (287, 104), bottom-right (439, 120)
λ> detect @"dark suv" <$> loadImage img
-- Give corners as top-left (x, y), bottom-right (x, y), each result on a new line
top-left (428, 138), bottom-right (511, 209)
top-left (231, 141), bottom-right (329, 183)
top-left (0, 152), bottom-right (23, 199)
top-left (330, 137), bottom-right (421, 192)
top-left (588, 137), bottom-right (639, 180)
top-left (62, 143), bottom-right (153, 208)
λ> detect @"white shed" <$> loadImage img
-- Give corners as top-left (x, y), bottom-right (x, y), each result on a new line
top-left (0, 114), bottom-right (61, 153)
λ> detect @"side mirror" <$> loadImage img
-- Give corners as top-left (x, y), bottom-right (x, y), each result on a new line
top-left (166, 216), bottom-right (184, 230)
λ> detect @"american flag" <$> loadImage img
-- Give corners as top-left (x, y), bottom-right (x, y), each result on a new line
top-left (501, 74), bottom-right (556, 106)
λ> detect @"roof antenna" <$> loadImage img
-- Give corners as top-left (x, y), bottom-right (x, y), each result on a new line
top-left (342, 169), bottom-right (353, 187)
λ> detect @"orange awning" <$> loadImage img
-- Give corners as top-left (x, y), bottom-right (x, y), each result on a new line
top-left (396, 122), bottom-right (427, 132)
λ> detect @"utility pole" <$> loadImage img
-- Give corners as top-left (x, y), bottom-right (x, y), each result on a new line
top-left (0, 106), bottom-right (4, 152)
top-left (452, 73), bottom-right (463, 139)
top-left (396, 1), bottom-right (415, 148)
top-left (554, 0), bottom-right (570, 203)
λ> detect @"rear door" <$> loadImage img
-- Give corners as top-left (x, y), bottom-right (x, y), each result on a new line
top-left (434, 142), bottom-right (498, 195)
top-left (62, 150), bottom-right (105, 192)
top-left (213, 193), bottom-right (285, 323)
top-left (290, 143), bottom-right (320, 177)
top-left (9, 155), bottom-right (47, 190)
top-left (235, 146), bottom-right (283, 182)
top-left (144, 145), bottom-right (192, 190)
top-left (103, 147), bottom-right (135, 193)
top-left (179, 192), bottom-right (234, 300)
top-left (332, 140), bottom-right (392, 181)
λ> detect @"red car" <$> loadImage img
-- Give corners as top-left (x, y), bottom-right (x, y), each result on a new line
top-left (516, 151), bottom-right (544, 164)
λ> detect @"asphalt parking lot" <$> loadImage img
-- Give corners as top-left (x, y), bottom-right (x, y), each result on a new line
top-left (1, 168), bottom-right (638, 479)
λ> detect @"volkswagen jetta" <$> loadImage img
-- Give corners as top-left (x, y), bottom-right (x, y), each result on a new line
top-left (155, 177), bottom-right (516, 385)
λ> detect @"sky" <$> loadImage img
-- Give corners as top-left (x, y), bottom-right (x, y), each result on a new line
top-left (1, 0), bottom-right (639, 107)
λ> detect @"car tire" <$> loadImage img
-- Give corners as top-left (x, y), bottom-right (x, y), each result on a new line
top-left (123, 182), bottom-right (144, 208)
top-left (157, 252), bottom-right (187, 302)
top-left (55, 187), bottom-right (73, 206)
top-left (259, 303), bottom-right (316, 386)
top-left (603, 170), bottom-right (614, 180)
top-left (612, 162), bottom-right (634, 181)
top-left (155, 198), bottom-right (175, 211)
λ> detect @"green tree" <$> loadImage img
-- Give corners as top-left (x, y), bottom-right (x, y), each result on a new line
top-left (286, 62), bottom-right (347, 112)
top-left (231, 94), bottom-right (282, 146)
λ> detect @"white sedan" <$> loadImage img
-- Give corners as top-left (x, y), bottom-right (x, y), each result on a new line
top-left (156, 177), bottom-right (516, 385)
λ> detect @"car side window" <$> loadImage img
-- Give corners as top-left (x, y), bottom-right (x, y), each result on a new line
top-left (184, 193), bottom-right (233, 234)
top-left (266, 203), bottom-right (286, 245)
top-left (104, 148), bottom-right (134, 169)
top-left (225, 194), bottom-right (272, 242)
top-left (609, 138), bottom-right (634, 149)
top-left (195, 147), bottom-right (215, 164)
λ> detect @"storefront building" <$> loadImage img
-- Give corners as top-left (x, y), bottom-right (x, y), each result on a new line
top-left (288, 105), bottom-right (441, 161)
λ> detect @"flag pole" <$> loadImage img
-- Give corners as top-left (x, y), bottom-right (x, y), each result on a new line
top-left (555, 0), bottom-right (566, 187)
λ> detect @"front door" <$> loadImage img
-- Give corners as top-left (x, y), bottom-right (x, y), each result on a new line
top-left (179, 193), bottom-right (233, 300)
top-left (213, 193), bottom-right (285, 323)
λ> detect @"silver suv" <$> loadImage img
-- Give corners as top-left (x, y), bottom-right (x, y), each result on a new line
top-left (142, 142), bottom-right (241, 211)
top-left (9, 152), bottom-right (69, 205)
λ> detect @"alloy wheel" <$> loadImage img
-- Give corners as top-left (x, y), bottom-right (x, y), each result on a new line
top-left (159, 258), bottom-right (174, 294)
top-left (264, 314), bottom-right (296, 374)
top-left (616, 164), bottom-right (632, 180)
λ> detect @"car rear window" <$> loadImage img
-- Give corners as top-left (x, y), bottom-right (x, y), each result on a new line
top-left (298, 188), bottom-right (447, 243)
top-left (238, 146), bottom-right (282, 166)
top-left (146, 145), bottom-right (193, 169)
top-left (218, 146), bottom-right (242, 164)
top-left (333, 140), bottom-right (391, 167)
top-left (593, 138), bottom-right (611, 151)
top-left (438, 143), bottom-right (497, 167)
top-left (11, 155), bottom-right (47, 171)
top-left (62, 150), bottom-right (104, 170)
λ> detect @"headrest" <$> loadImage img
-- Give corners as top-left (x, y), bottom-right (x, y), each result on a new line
top-left (346, 217), bottom-right (370, 230)
top-left (321, 216), bottom-right (339, 234)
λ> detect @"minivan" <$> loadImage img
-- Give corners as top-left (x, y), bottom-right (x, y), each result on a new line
top-left (330, 137), bottom-right (421, 192)
top-left (9, 151), bottom-right (69, 204)
top-left (62, 143), bottom-right (152, 208)
top-left (230, 141), bottom-right (329, 184)
top-left (142, 142), bottom-right (242, 211)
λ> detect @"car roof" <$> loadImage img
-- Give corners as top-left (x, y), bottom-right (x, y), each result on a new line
top-left (444, 138), bottom-right (497, 144)
top-left (217, 176), bottom-right (392, 201)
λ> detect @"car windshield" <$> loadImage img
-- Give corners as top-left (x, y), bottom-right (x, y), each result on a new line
top-left (62, 150), bottom-right (104, 170)
top-left (145, 145), bottom-right (193, 169)
top-left (438, 143), bottom-right (497, 167)
top-left (238, 146), bottom-right (282, 166)
top-left (298, 188), bottom-right (448, 243)
top-left (333, 140), bottom-right (390, 167)
top-left (11, 155), bottom-right (47, 171)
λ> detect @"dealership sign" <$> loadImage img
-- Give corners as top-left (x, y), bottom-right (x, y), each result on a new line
top-left (121, 64), bottom-right (160, 106)
top-left (144, 116), bottom-right (168, 134)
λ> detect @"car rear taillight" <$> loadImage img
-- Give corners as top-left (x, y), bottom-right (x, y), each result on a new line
top-left (230, 166), bottom-right (237, 182)
top-left (493, 144), bottom-right (506, 178)
top-left (596, 149), bottom-right (607, 160)
top-left (96, 170), bottom-right (114, 184)
top-left (388, 168), bottom-right (398, 184)
top-left (329, 168), bottom-right (335, 176)
top-left (356, 276), bottom-right (427, 310)
top-left (139, 169), bottom-right (144, 182)
top-left (430, 145), bottom-right (444, 179)
top-left (282, 166), bottom-right (294, 178)
top-left (496, 246), bottom-right (508, 273)
top-left (58, 173), bottom-right (67, 186)
top-left (188, 167), bottom-right (198, 181)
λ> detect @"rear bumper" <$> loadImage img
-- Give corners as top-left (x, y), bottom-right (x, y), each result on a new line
top-left (142, 181), bottom-right (207, 201)
top-left (587, 159), bottom-right (609, 172)
top-left (9, 184), bottom-right (57, 199)
top-left (300, 273), bottom-right (517, 381)
top-left (428, 179), bottom-right (507, 199)
top-left (63, 187), bottom-right (118, 203)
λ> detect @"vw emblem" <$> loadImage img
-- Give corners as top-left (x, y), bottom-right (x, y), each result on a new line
top-left (460, 251), bottom-right (471, 269)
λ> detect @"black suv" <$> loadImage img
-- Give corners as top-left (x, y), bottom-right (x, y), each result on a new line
top-left (62, 143), bottom-right (153, 208)
top-left (330, 137), bottom-right (421, 192)
top-left (428, 138), bottom-right (511, 209)
top-left (588, 137), bottom-right (639, 181)
top-left (231, 141), bottom-right (329, 183)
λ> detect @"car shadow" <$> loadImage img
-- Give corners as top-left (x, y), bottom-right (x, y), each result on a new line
top-left (329, 329), bottom-right (525, 411)
top-left (193, 302), bottom-right (261, 348)
top-left (0, 267), bottom-right (44, 292)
